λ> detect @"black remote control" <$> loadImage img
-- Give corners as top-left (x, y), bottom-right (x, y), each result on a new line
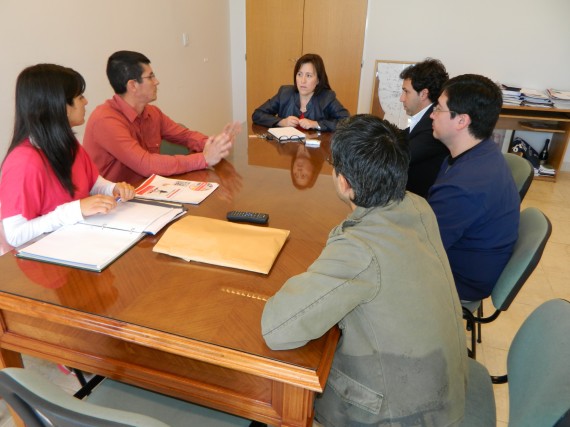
top-left (226, 210), bottom-right (269, 224)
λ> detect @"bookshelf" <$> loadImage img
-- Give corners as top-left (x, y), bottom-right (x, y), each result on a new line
top-left (496, 105), bottom-right (570, 182)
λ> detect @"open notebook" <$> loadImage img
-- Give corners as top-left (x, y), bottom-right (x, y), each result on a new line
top-left (17, 200), bottom-right (185, 272)
top-left (79, 199), bottom-right (185, 235)
top-left (17, 224), bottom-right (144, 272)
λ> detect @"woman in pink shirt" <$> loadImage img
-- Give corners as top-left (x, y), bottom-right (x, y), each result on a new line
top-left (0, 64), bottom-right (135, 247)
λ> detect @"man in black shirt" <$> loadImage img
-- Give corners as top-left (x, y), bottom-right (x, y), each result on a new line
top-left (400, 58), bottom-right (450, 198)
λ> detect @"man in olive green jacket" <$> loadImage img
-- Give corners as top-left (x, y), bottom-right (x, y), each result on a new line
top-left (261, 115), bottom-right (467, 426)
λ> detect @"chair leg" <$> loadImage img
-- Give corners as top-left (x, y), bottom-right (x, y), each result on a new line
top-left (491, 374), bottom-right (508, 384)
top-left (73, 375), bottom-right (105, 399)
top-left (468, 317), bottom-right (476, 359)
top-left (463, 307), bottom-right (477, 359)
top-left (477, 304), bottom-right (483, 344)
top-left (72, 369), bottom-right (88, 387)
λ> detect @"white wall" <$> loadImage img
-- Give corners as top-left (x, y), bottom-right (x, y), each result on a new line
top-left (357, 0), bottom-right (570, 167)
top-left (2, 1), bottom-right (570, 165)
top-left (0, 0), bottom-right (234, 162)
top-left (228, 0), bottom-right (570, 168)
top-left (229, 0), bottom-right (247, 124)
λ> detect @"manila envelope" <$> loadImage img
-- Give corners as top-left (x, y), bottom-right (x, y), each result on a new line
top-left (153, 215), bottom-right (290, 274)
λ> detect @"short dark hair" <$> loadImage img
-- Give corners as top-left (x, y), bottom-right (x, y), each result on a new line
top-left (400, 58), bottom-right (448, 103)
top-left (443, 74), bottom-right (503, 140)
top-left (293, 53), bottom-right (331, 96)
top-left (106, 50), bottom-right (151, 94)
top-left (330, 114), bottom-right (409, 208)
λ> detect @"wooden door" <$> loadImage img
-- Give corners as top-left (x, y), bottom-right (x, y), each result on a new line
top-left (302, 0), bottom-right (368, 115)
top-left (246, 0), bottom-right (304, 117)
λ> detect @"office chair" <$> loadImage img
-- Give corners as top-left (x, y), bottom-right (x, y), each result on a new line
top-left (160, 123), bottom-right (190, 155)
top-left (462, 299), bottom-right (570, 427)
top-left (160, 140), bottom-right (189, 155)
top-left (464, 153), bottom-right (535, 353)
top-left (504, 152), bottom-right (534, 201)
top-left (462, 207), bottom-right (552, 361)
top-left (0, 368), bottom-right (254, 427)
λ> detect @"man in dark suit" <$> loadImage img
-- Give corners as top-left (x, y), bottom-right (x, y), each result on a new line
top-left (400, 58), bottom-right (450, 198)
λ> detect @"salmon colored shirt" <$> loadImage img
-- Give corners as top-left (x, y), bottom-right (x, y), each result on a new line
top-left (83, 94), bottom-right (209, 184)
top-left (0, 139), bottom-right (98, 220)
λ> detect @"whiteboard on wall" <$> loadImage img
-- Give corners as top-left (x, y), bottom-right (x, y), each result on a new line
top-left (370, 60), bottom-right (416, 129)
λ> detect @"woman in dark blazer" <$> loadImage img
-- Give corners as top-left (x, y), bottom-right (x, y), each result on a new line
top-left (252, 54), bottom-right (349, 132)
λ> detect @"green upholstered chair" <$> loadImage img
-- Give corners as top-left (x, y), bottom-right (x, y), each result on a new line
top-left (464, 153), bottom-right (535, 356)
top-left (160, 140), bottom-right (189, 155)
top-left (462, 207), bottom-right (552, 361)
top-left (160, 123), bottom-right (190, 155)
top-left (462, 299), bottom-right (570, 427)
top-left (504, 152), bottom-right (534, 201)
top-left (0, 368), bottom-right (254, 427)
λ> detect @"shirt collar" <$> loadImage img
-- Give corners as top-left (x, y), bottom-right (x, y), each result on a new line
top-left (447, 139), bottom-right (486, 166)
top-left (409, 103), bottom-right (432, 132)
top-left (111, 94), bottom-right (146, 123)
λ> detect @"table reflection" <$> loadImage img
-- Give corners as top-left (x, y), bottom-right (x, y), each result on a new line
top-left (248, 126), bottom-right (333, 189)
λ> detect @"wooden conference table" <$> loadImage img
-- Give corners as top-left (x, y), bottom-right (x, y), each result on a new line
top-left (0, 125), bottom-right (348, 427)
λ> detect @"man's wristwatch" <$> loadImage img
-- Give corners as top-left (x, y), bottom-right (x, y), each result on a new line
top-left (315, 123), bottom-right (321, 130)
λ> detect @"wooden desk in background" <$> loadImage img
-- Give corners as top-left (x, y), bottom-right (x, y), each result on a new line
top-left (0, 127), bottom-right (346, 427)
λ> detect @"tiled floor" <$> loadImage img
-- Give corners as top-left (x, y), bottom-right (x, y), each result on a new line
top-left (0, 172), bottom-right (567, 427)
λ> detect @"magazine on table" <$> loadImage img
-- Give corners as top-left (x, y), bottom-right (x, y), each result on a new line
top-left (135, 174), bottom-right (219, 205)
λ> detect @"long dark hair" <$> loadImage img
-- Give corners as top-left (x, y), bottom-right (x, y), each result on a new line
top-left (8, 64), bottom-right (86, 197)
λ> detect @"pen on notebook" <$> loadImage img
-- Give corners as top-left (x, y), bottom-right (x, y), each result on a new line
top-left (130, 198), bottom-right (186, 210)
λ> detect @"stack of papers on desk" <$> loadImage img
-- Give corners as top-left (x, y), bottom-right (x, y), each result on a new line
top-left (17, 200), bottom-right (186, 272)
top-left (537, 164), bottom-right (556, 177)
top-left (547, 88), bottom-right (570, 109)
top-left (268, 127), bottom-right (306, 142)
top-left (135, 174), bottom-right (218, 205)
top-left (520, 88), bottom-right (553, 107)
top-left (501, 83), bottom-right (522, 105)
top-left (153, 216), bottom-right (290, 274)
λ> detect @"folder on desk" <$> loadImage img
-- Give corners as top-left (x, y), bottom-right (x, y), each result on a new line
top-left (17, 224), bottom-right (144, 272)
top-left (17, 200), bottom-right (186, 272)
top-left (153, 216), bottom-right (290, 274)
top-left (268, 127), bottom-right (306, 142)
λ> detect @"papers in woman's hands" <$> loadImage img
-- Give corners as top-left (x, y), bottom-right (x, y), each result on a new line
top-left (268, 127), bottom-right (306, 142)
top-left (80, 199), bottom-right (186, 235)
top-left (135, 174), bottom-right (219, 204)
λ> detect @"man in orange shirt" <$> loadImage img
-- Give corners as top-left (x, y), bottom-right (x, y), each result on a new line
top-left (84, 50), bottom-right (240, 184)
